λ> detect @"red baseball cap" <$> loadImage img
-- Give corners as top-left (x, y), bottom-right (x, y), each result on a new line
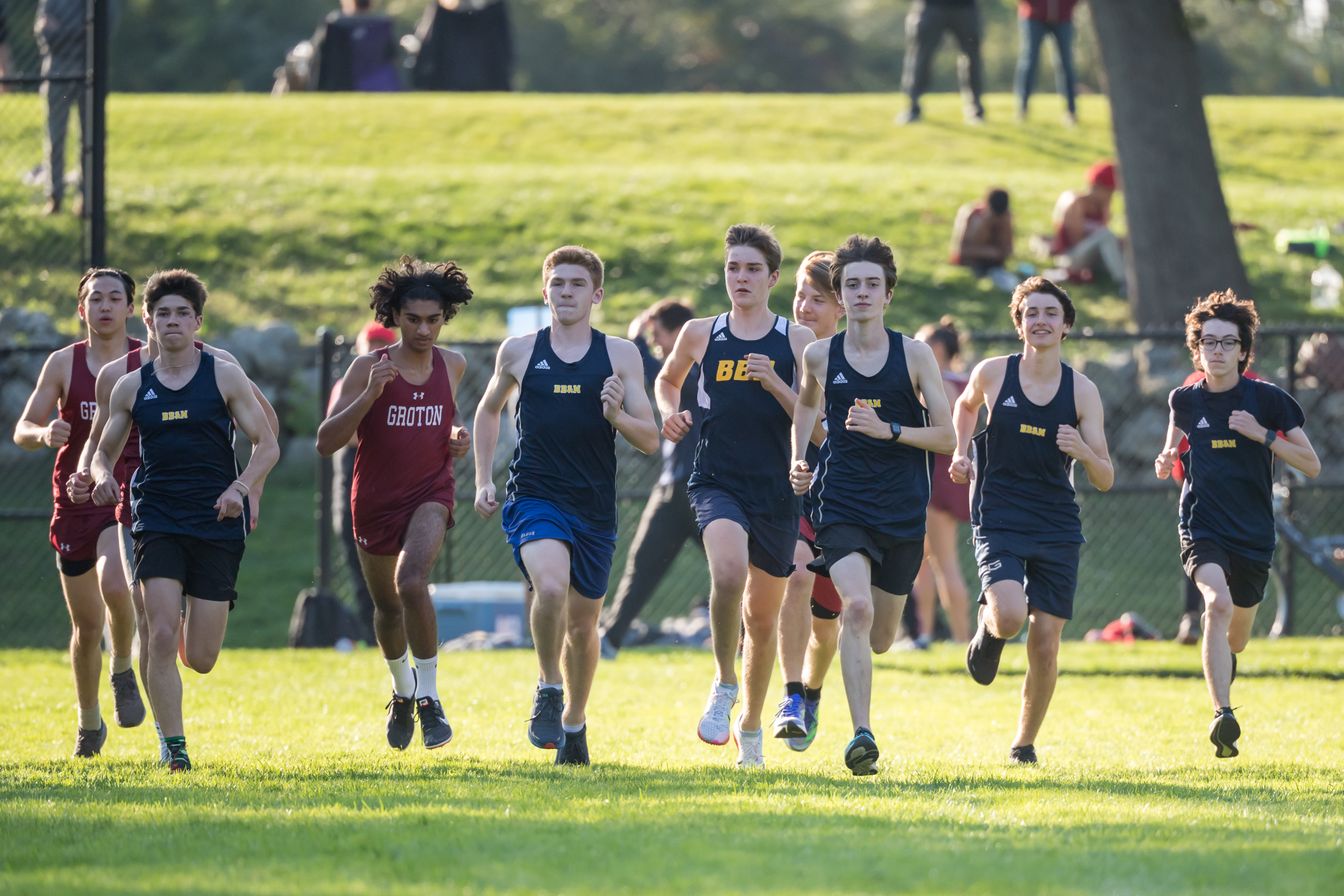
top-left (361, 321), bottom-right (397, 346)
top-left (1086, 160), bottom-right (1117, 190)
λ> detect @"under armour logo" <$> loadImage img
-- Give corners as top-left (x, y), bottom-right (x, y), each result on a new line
top-left (356, 535), bottom-right (368, 546)
top-left (412, 391), bottom-right (425, 400)
top-left (832, 372), bottom-right (848, 385)
top-left (534, 359), bottom-right (550, 370)
top-left (144, 388), bottom-right (158, 400)
top-left (59, 543), bottom-right (72, 552)
top-left (1196, 417), bottom-right (1210, 429)
top-left (1001, 395), bottom-right (1017, 408)
top-left (713, 332), bottom-right (728, 342)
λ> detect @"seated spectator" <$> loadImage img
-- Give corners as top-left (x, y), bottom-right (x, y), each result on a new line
top-left (950, 187), bottom-right (1018, 292)
top-left (1050, 160), bottom-right (1126, 293)
top-left (411, 0), bottom-right (513, 91)
top-left (312, 0), bottom-right (401, 92)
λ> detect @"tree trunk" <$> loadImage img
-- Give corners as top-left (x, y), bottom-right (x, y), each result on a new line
top-left (1089, 0), bottom-right (1250, 328)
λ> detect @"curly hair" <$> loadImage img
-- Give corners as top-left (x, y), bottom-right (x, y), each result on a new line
top-left (1185, 289), bottom-right (1259, 374)
top-left (77, 267), bottom-right (135, 307)
top-left (369, 256), bottom-right (473, 327)
top-left (1009, 276), bottom-right (1075, 337)
top-left (830, 234), bottom-right (898, 296)
top-left (143, 269), bottom-right (207, 315)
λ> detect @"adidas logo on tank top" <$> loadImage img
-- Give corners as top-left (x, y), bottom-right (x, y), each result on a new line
top-left (714, 331), bottom-right (728, 341)
top-left (1197, 417), bottom-right (1210, 428)
top-left (534, 359), bottom-right (550, 370)
top-left (832, 371), bottom-right (847, 385)
top-left (144, 388), bottom-right (158, 400)
top-left (1001, 395), bottom-right (1016, 408)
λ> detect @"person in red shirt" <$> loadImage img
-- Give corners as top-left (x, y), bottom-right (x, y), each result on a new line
top-left (1050, 160), bottom-right (1126, 294)
top-left (318, 258), bottom-right (473, 752)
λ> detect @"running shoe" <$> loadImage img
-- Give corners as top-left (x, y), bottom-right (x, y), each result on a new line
top-left (110, 669), bottom-right (146, 728)
top-left (167, 744), bottom-right (191, 772)
top-left (844, 728), bottom-right (879, 776)
top-left (966, 614), bottom-right (1006, 686)
top-left (1210, 707), bottom-right (1241, 759)
top-left (385, 693), bottom-right (416, 750)
top-left (1010, 744), bottom-right (1038, 764)
top-left (555, 726), bottom-right (590, 766)
top-left (73, 721), bottom-right (107, 758)
top-left (528, 686), bottom-right (566, 750)
top-left (772, 693), bottom-right (806, 739)
top-left (734, 720), bottom-right (764, 769)
top-left (416, 697), bottom-right (453, 750)
top-left (697, 681), bottom-right (738, 746)
top-left (599, 634), bottom-right (618, 661)
top-left (787, 696), bottom-right (821, 752)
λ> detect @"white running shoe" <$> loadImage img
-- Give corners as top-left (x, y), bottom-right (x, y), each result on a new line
top-left (697, 681), bottom-right (738, 745)
top-left (734, 720), bottom-right (764, 769)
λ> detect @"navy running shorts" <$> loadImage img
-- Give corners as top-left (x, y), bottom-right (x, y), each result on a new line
top-left (502, 497), bottom-right (617, 600)
top-left (974, 531), bottom-right (1079, 620)
top-left (687, 484), bottom-right (797, 578)
top-left (809, 524), bottom-right (923, 596)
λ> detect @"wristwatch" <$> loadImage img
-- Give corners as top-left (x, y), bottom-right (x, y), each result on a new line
top-left (889, 421), bottom-right (902, 442)
top-left (1263, 428), bottom-right (1277, 448)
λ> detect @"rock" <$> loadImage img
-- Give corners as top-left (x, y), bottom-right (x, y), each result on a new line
top-left (253, 324), bottom-right (301, 382)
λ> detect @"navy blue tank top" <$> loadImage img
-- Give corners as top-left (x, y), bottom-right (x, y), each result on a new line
top-left (506, 328), bottom-right (617, 529)
top-left (1173, 377), bottom-right (1304, 563)
top-left (688, 312), bottom-right (797, 515)
top-left (971, 354), bottom-right (1083, 543)
top-left (130, 352), bottom-right (247, 541)
top-left (813, 330), bottom-right (931, 539)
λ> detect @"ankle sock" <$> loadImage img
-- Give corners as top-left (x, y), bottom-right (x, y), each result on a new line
top-left (78, 704), bottom-right (102, 731)
top-left (386, 651), bottom-right (416, 698)
top-left (785, 681), bottom-right (805, 698)
top-left (413, 654), bottom-right (439, 702)
top-left (804, 686), bottom-right (822, 702)
top-left (111, 655), bottom-right (133, 675)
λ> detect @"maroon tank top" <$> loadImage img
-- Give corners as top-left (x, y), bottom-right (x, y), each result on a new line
top-left (52, 339), bottom-right (140, 509)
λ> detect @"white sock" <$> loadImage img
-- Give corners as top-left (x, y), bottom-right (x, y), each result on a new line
top-left (562, 720), bottom-right (585, 734)
top-left (387, 651), bottom-right (416, 698)
top-left (715, 679), bottom-right (738, 695)
top-left (413, 654), bottom-right (439, 702)
top-left (155, 722), bottom-right (164, 743)
top-left (111, 655), bottom-right (133, 675)
top-left (78, 704), bottom-right (102, 731)
top-left (538, 679), bottom-right (562, 692)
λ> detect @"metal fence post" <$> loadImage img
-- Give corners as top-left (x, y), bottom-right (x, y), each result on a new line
top-left (85, 0), bottom-right (108, 265)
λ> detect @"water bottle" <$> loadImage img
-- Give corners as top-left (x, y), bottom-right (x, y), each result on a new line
top-left (1311, 262), bottom-right (1343, 311)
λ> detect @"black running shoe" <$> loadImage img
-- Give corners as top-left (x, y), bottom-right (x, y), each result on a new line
top-left (167, 744), bottom-right (191, 772)
top-left (110, 669), bottom-right (146, 728)
top-left (1010, 744), bottom-right (1038, 764)
top-left (528, 686), bottom-right (566, 750)
top-left (966, 616), bottom-right (1006, 686)
top-left (555, 725), bottom-right (590, 766)
top-left (416, 697), bottom-right (453, 750)
top-left (844, 728), bottom-right (879, 776)
top-left (1210, 707), bottom-right (1240, 759)
top-left (385, 693), bottom-right (416, 750)
top-left (73, 721), bottom-right (107, 758)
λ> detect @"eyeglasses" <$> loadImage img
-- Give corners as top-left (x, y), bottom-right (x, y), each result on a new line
top-left (1198, 336), bottom-right (1242, 352)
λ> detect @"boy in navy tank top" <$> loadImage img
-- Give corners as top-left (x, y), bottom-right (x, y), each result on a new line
top-left (474, 246), bottom-right (659, 766)
top-left (950, 277), bottom-right (1113, 764)
top-left (790, 235), bottom-right (955, 775)
top-left (1155, 292), bottom-right (1319, 759)
top-left (90, 270), bottom-right (278, 772)
top-left (656, 224), bottom-right (815, 768)
top-left (319, 258), bottom-right (473, 753)
top-left (13, 268), bottom-right (146, 757)
top-left (774, 251), bottom-right (847, 752)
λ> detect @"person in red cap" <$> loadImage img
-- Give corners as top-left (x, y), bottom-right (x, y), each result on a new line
top-left (1049, 160), bottom-right (1126, 294)
top-left (327, 320), bottom-right (399, 643)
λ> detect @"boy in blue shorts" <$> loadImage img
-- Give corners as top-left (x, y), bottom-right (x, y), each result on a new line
top-left (949, 276), bottom-right (1113, 764)
top-left (473, 246), bottom-right (659, 766)
top-left (1155, 291), bottom-right (1319, 758)
top-left (657, 224), bottom-right (815, 768)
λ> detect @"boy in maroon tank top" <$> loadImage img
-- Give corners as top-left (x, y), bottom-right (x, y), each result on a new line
top-left (12, 268), bottom-right (147, 757)
top-left (318, 257), bottom-right (473, 752)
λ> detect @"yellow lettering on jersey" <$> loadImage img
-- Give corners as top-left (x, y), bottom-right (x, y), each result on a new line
top-left (715, 360), bottom-right (736, 381)
top-left (161, 409), bottom-right (189, 422)
top-left (1019, 423), bottom-right (1046, 437)
top-left (1211, 438), bottom-right (1237, 449)
top-left (715, 358), bottom-right (778, 382)
top-left (856, 398), bottom-right (882, 408)
top-left (553, 384), bottom-right (582, 394)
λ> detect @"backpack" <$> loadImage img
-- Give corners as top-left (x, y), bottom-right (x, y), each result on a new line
top-left (287, 588), bottom-right (361, 648)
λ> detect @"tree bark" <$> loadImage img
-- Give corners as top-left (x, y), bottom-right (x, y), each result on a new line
top-left (1089, 0), bottom-right (1250, 327)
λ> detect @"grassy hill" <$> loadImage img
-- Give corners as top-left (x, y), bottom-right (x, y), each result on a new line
top-left (4, 92), bottom-right (1342, 340)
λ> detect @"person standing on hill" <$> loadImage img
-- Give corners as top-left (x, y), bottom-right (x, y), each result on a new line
top-left (898, 0), bottom-right (986, 126)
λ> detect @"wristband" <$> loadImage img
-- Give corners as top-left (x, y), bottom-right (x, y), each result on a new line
top-left (230, 480), bottom-right (250, 497)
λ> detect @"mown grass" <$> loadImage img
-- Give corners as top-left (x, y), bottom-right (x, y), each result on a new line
top-left (4, 93), bottom-right (1343, 339)
top-left (1, 642), bottom-right (1341, 894)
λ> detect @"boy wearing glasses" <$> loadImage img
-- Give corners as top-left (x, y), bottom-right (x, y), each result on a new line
top-left (1155, 291), bottom-right (1319, 759)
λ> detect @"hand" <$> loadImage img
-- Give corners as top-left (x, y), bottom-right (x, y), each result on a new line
top-left (1056, 424), bottom-right (1089, 460)
top-left (844, 400), bottom-right (889, 440)
top-left (1154, 447), bottom-right (1179, 480)
top-left (249, 487), bottom-right (262, 531)
top-left (364, 357), bottom-right (398, 400)
top-left (67, 469), bottom-right (94, 504)
top-left (789, 459), bottom-right (813, 496)
top-left (214, 483), bottom-right (245, 521)
top-left (448, 425), bottom-right (471, 458)
top-left (92, 474), bottom-right (119, 506)
top-left (949, 454), bottom-right (972, 485)
top-left (45, 419), bottom-right (71, 448)
top-left (1227, 410), bottom-right (1266, 442)
top-left (474, 483), bottom-right (499, 519)
top-left (662, 409), bottom-right (692, 443)
top-left (600, 375), bottom-right (625, 423)
top-left (744, 354), bottom-right (782, 390)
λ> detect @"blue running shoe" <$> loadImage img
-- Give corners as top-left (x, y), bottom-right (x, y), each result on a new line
top-left (772, 693), bottom-right (806, 739)
top-left (787, 696), bottom-right (820, 752)
top-left (844, 728), bottom-right (879, 776)
top-left (528, 686), bottom-right (566, 750)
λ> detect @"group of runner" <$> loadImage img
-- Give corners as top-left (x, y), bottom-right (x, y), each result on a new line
top-left (17, 226), bottom-right (1321, 773)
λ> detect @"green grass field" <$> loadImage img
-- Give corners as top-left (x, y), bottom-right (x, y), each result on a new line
top-left (2, 642), bottom-right (1341, 894)
top-left (5, 93), bottom-right (1343, 338)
